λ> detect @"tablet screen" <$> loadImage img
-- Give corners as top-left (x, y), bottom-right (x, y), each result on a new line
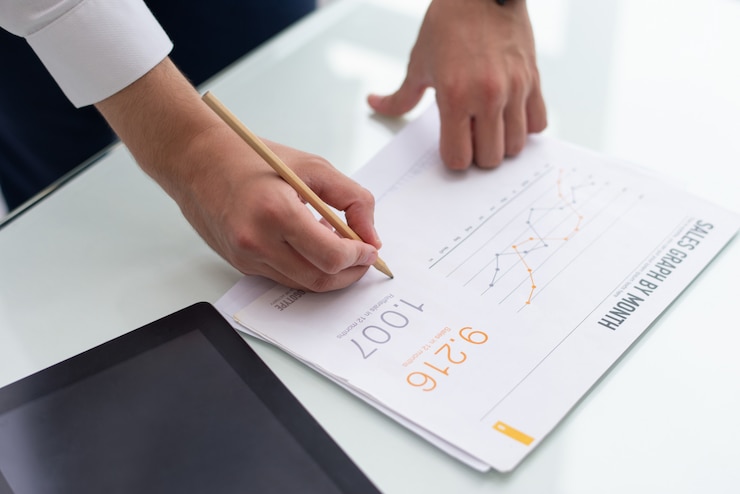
top-left (0, 303), bottom-right (378, 494)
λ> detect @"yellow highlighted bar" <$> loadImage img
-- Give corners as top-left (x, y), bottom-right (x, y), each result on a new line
top-left (493, 421), bottom-right (534, 446)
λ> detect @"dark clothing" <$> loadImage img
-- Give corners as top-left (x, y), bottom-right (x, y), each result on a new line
top-left (0, 0), bottom-right (315, 210)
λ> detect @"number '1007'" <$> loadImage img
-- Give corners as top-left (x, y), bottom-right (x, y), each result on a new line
top-left (350, 299), bottom-right (424, 359)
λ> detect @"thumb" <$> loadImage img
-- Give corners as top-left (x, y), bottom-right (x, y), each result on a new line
top-left (368, 75), bottom-right (427, 117)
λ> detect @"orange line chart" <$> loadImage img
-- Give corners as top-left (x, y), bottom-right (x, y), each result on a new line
top-left (425, 161), bottom-right (641, 308)
top-left (482, 169), bottom-right (591, 304)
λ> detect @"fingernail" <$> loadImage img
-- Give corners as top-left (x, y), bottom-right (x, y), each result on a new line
top-left (372, 226), bottom-right (383, 248)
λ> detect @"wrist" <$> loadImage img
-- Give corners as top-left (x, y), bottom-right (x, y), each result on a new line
top-left (95, 57), bottom-right (224, 190)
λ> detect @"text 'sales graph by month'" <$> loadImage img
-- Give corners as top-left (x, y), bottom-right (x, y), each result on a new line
top-left (427, 163), bottom-right (645, 308)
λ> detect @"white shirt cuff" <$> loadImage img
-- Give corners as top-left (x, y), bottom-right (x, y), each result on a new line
top-left (25, 0), bottom-right (173, 107)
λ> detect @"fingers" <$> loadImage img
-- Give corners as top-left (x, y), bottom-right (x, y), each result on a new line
top-left (282, 209), bottom-right (379, 290)
top-left (367, 74), bottom-right (427, 117)
top-left (439, 87), bottom-right (527, 170)
top-left (437, 77), bottom-right (544, 170)
top-left (472, 105), bottom-right (505, 169)
top-left (245, 155), bottom-right (381, 292)
top-left (271, 205), bottom-right (378, 292)
top-left (257, 263), bottom-right (374, 293)
top-left (525, 76), bottom-right (548, 133)
top-left (227, 196), bottom-right (378, 292)
top-left (502, 77), bottom-right (529, 158)
top-left (437, 95), bottom-right (474, 170)
top-left (303, 162), bottom-right (382, 249)
top-left (171, 124), bottom-right (383, 293)
top-left (405, 0), bottom-right (547, 171)
top-left (246, 247), bottom-right (375, 293)
top-left (281, 162), bottom-right (385, 291)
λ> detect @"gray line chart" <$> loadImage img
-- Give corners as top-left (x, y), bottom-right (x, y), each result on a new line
top-left (427, 163), bottom-right (642, 307)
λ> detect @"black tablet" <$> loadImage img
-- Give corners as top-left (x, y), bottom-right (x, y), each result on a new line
top-left (0, 302), bottom-right (378, 494)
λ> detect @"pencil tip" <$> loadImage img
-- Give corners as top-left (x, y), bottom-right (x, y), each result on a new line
top-left (373, 259), bottom-right (394, 279)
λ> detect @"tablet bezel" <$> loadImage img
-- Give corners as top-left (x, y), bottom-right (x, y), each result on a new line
top-left (0, 302), bottom-right (379, 494)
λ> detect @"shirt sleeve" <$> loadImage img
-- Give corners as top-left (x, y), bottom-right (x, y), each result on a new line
top-left (0, 0), bottom-right (173, 107)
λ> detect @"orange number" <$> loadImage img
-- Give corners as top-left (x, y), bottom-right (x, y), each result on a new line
top-left (423, 361), bottom-right (449, 376)
top-left (407, 372), bottom-right (437, 391)
top-left (459, 326), bottom-right (488, 344)
top-left (435, 343), bottom-right (467, 364)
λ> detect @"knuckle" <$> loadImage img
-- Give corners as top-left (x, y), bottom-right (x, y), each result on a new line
top-left (306, 273), bottom-right (336, 293)
top-left (507, 71), bottom-right (528, 98)
top-left (436, 78), bottom-right (467, 110)
top-left (357, 187), bottom-right (375, 208)
top-left (302, 153), bottom-right (332, 172)
top-left (230, 229), bottom-right (260, 256)
top-left (226, 204), bottom-right (288, 256)
top-left (479, 77), bottom-right (506, 107)
top-left (321, 246), bottom-right (350, 274)
top-left (261, 201), bottom-right (284, 222)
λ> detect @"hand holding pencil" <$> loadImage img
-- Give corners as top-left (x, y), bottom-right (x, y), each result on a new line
top-left (199, 91), bottom-right (392, 287)
top-left (95, 59), bottom-right (385, 292)
top-left (202, 92), bottom-right (392, 280)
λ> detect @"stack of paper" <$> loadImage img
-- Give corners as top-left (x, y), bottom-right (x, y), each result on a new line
top-left (216, 106), bottom-right (739, 472)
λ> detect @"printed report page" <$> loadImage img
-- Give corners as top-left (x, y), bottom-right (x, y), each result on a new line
top-left (224, 105), bottom-right (739, 472)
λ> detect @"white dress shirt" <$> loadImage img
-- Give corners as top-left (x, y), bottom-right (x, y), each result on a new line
top-left (0, 0), bottom-right (173, 107)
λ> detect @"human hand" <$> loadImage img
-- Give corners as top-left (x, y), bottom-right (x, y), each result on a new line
top-left (97, 58), bottom-right (381, 292)
top-left (368, 0), bottom-right (547, 169)
top-left (175, 127), bottom-right (383, 291)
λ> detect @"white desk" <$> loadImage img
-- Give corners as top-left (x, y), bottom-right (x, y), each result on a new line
top-left (1, 0), bottom-right (739, 491)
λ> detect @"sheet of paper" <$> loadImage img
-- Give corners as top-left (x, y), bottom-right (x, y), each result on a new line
top-left (218, 105), bottom-right (739, 472)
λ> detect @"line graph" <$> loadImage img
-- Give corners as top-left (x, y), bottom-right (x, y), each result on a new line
top-left (481, 168), bottom-right (592, 304)
top-left (426, 162), bottom-right (643, 307)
